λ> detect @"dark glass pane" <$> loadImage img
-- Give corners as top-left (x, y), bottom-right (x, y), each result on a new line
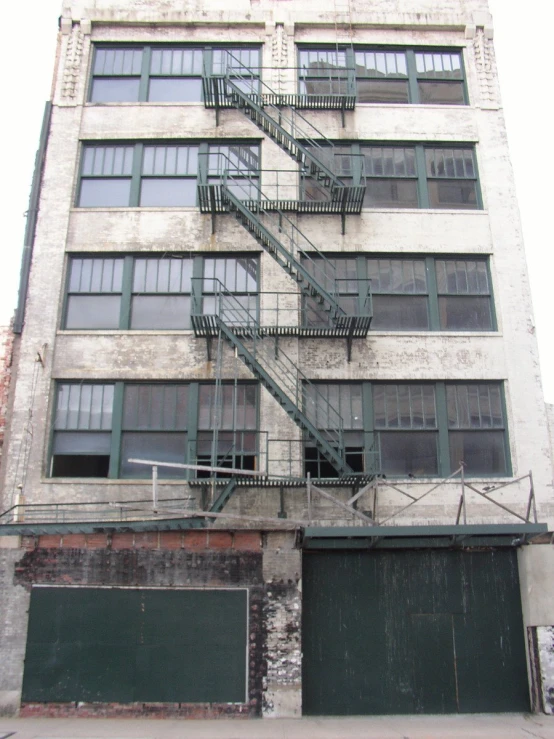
top-left (52, 454), bottom-right (110, 477)
top-left (449, 431), bottom-right (506, 475)
top-left (148, 78), bottom-right (203, 102)
top-left (53, 431), bottom-right (111, 454)
top-left (427, 180), bottom-right (478, 209)
top-left (130, 295), bottom-right (191, 329)
top-left (418, 81), bottom-right (465, 105)
top-left (364, 179), bottom-right (418, 208)
top-left (371, 295), bottom-right (429, 330)
top-left (139, 178), bottom-right (197, 206)
top-left (357, 79), bottom-right (409, 104)
top-left (438, 296), bottom-right (492, 330)
top-left (379, 431), bottom-right (438, 475)
top-left (79, 179), bottom-right (131, 207)
top-left (90, 78), bottom-right (140, 102)
top-left (121, 432), bottom-right (187, 478)
top-left (65, 295), bottom-right (121, 329)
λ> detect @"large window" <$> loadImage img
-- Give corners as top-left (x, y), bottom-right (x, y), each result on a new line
top-left (51, 382), bottom-right (258, 479)
top-left (302, 255), bottom-right (494, 331)
top-left (299, 47), bottom-right (467, 105)
top-left (77, 142), bottom-right (259, 207)
top-left (303, 143), bottom-right (480, 210)
top-left (303, 382), bottom-right (509, 478)
top-left (63, 254), bottom-right (259, 331)
top-left (362, 144), bottom-right (480, 209)
top-left (90, 45), bottom-right (261, 103)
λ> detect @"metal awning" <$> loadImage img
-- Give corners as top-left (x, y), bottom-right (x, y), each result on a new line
top-left (302, 524), bottom-right (549, 549)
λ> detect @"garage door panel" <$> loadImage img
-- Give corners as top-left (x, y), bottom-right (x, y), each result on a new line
top-left (411, 614), bottom-right (457, 714)
top-left (22, 587), bottom-right (247, 704)
top-left (303, 549), bottom-right (529, 715)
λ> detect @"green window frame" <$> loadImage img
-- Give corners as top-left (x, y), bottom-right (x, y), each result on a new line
top-left (302, 142), bottom-right (481, 210)
top-left (50, 381), bottom-right (259, 479)
top-left (301, 254), bottom-right (495, 331)
top-left (77, 141), bottom-right (260, 208)
top-left (303, 381), bottom-right (510, 479)
top-left (298, 46), bottom-right (468, 105)
top-left (89, 45), bottom-right (262, 103)
top-left (62, 254), bottom-right (259, 331)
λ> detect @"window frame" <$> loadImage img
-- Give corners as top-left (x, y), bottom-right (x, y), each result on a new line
top-left (76, 140), bottom-right (261, 208)
top-left (88, 44), bottom-right (262, 104)
top-left (301, 142), bottom-right (482, 210)
top-left (49, 381), bottom-right (260, 480)
top-left (302, 381), bottom-right (511, 479)
top-left (61, 253), bottom-right (260, 332)
top-left (297, 45), bottom-right (469, 106)
top-left (301, 254), bottom-right (496, 332)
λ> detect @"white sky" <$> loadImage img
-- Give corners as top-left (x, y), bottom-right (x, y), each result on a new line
top-left (1, 0), bottom-right (552, 400)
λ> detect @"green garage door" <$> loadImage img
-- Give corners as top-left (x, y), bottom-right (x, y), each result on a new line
top-left (302, 549), bottom-right (529, 715)
top-left (22, 587), bottom-right (247, 703)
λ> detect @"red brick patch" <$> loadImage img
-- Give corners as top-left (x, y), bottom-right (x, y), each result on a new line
top-left (233, 531), bottom-right (261, 551)
top-left (38, 535), bottom-right (62, 548)
top-left (61, 534), bottom-right (87, 548)
top-left (183, 530), bottom-right (208, 549)
top-left (85, 534), bottom-right (109, 549)
top-left (110, 533), bottom-right (134, 549)
top-left (159, 532), bottom-right (183, 549)
top-left (208, 531), bottom-right (233, 549)
top-left (134, 532), bottom-right (159, 549)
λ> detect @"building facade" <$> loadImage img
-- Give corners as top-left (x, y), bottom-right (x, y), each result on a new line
top-left (1, 0), bottom-right (553, 719)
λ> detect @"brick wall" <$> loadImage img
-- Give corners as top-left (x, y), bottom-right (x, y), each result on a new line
top-left (0, 324), bottom-right (14, 455)
top-left (3, 528), bottom-right (301, 719)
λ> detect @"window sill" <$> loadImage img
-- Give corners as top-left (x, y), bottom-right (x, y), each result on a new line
top-left (355, 102), bottom-right (471, 110)
top-left (57, 329), bottom-right (195, 336)
top-left (368, 330), bottom-right (501, 337)
top-left (71, 206), bottom-right (198, 212)
top-left (359, 207), bottom-right (487, 215)
top-left (44, 477), bottom-right (189, 484)
top-left (85, 102), bottom-right (204, 107)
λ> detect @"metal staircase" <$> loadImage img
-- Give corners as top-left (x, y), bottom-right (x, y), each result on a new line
top-left (193, 56), bottom-right (373, 508)
top-left (202, 56), bottom-right (365, 214)
top-left (193, 289), bottom-right (353, 480)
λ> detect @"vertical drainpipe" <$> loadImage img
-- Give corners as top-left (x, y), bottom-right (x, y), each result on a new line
top-left (13, 101), bottom-right (53, 335)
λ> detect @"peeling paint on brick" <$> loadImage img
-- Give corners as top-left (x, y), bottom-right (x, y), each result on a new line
top-left (537, 626), bottom-right (554, 715)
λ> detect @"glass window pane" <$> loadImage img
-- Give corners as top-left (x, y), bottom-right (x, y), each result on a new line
top-left (427, 180), bottom-right (477, 209)
top-left (364, 179), bottom-right (418, 208)
top-left (356, 79), bottom-right (409, 104)
top-left (371, 296), bottom-right (429, 330)
top-left (449, 431), bottom-right (506, 475)
top-left (91, 78), bottom-right (141, 103)
top-left (139, 178), bottom-right (197, 206)
top-left (65, 295), bottom-right (121, 329)
top-left (130, 295), bottom-right (191, 329)
top-left (121, 432), bottom-right (187, 478)
top-left (53, 431), bottom-right (111, 455)
top-left (79, 179), bottom-right (131, 207)
top-left (379, 431), bottom-right (438, 475)
top-left (148, 78), bottom-right (203, 102)
top-left (438, 296), bottom-right (492, 330)
top-left (418, 80), bottom-right (465, 105)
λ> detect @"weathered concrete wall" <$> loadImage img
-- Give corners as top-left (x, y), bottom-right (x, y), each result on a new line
top-left (0, 539), bottom-right (30, 716)
top-left (0, 325), bottom-right (14, 456)
top-left (1, 528), bottom-right (300, 718)
top-left (518, 544), bottom-right (554, 714)
top-left (2, 0), bottom-right (552, 524)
